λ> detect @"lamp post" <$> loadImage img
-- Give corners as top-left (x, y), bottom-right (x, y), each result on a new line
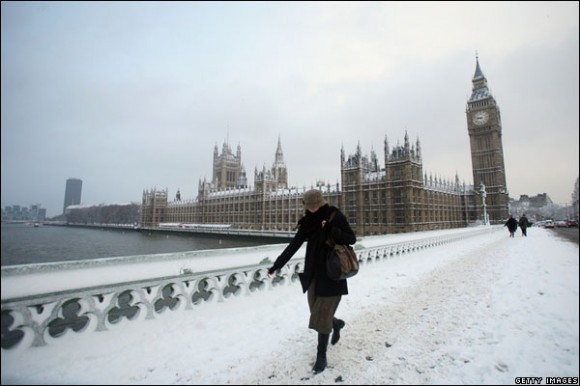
top-left (479, 182), bottom-right (488, 225)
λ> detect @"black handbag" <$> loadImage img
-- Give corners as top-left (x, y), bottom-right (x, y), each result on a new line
top-left (325, 211), bottom-right (359, 281)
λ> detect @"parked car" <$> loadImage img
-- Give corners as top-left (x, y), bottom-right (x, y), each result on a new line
top-left (544, 220), bottom-right (555, 228)
top-left (566, 220), bottom-right (578, 228)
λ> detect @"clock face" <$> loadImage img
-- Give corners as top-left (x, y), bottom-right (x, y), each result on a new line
top-left (472, 111), bottom-right (489, 125)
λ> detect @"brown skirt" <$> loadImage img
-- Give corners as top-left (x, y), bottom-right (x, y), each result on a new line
top-left (307, 280), bottom-right (342, 334)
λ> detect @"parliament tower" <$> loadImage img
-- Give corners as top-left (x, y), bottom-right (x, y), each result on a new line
top-left (466, 56), bottom-right (509, 223)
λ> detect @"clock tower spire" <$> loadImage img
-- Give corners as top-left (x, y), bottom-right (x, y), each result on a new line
top-left (466, 55), bottom-right (509, 223)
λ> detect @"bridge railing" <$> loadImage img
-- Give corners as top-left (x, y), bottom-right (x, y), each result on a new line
top-left (1, 226), bottom-right (496, 350)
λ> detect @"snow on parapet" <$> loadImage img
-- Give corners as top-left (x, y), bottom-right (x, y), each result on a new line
top-left (268, 184), bottom-right (340, 197)
top-left (159, 223), bottom-right (232, 229)
top-left (363, 171), bottom-right (386, 182)
top-left (207, 187), bottom-right (253, 197)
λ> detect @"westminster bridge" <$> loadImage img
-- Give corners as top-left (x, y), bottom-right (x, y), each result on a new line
top-left (1, 226), bottom-right (498, 350)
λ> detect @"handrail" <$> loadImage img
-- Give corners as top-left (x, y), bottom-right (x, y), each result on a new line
top-left (1, 226), bottom-right (496, 350)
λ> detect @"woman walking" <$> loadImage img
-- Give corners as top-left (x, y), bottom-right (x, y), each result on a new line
top-left (267, 189), bottom-right (356, 374)
top-left (504, 214), bottom-right (518, 237)
top-left (519, 214), bottom-right (529, 236)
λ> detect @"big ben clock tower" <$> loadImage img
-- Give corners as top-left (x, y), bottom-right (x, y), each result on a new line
top-left (466, 55), bottom-right (509, 223)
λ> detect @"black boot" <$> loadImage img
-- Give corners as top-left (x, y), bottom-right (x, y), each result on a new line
top-left (331, 318), bottom-right (345, 345)
top-left (312, 333), bottom-right (329, 374)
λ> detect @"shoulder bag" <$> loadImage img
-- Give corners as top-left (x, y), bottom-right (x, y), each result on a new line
top-left (326, 211), bottom-right (359, 280)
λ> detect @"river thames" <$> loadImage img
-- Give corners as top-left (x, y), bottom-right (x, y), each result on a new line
top-left (1, 223), bottom-right (274, 266)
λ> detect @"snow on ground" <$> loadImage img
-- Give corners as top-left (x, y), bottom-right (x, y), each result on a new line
top-left (1, 226), bottom-right (578, 385)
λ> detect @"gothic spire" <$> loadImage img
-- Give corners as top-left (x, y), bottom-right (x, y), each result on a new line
top-left (416, 137), bottom-right (422, 160)
top-left (274, 135), bottom-right (284, 165)
top-left (384, 135), bottom-right (390, 164)
top-left (469, 54), bottom-right (491, 102)
top-left (473, 53), bottom-right (484, 81)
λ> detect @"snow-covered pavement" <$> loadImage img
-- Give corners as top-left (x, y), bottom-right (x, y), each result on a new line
top-left (2, 226), bottom-right (578, 385)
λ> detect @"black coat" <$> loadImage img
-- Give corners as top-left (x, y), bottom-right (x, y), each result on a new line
top-left (505, 217), bottom-right (518, 232)
top-left (270, 204), bottom-right (356, 297)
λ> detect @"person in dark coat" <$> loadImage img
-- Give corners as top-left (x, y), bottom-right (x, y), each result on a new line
top-left (504, 214), bottom-right (518, 237)
top-left (518, 214), bottom-right (529, 236)
top-left (267, 189), bottom-right (356, 374)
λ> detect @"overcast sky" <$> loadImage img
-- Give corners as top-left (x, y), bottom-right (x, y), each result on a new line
top-left (2, 2), bottom-right (578, 217)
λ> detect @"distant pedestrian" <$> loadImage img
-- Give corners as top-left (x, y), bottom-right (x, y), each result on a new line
top-left (504, 215), bottom-right (518, 237)
top-left (267, 189), bottom-right (356, 374)
top-left (518, 214), bottom-right (529, 237)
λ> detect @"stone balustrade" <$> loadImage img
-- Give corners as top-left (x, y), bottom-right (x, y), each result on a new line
top-left (1, 226), bottom-right (494, 350)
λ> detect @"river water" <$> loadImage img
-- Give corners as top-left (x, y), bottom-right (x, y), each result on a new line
top-left (1, 223), bottom-right (273, 267)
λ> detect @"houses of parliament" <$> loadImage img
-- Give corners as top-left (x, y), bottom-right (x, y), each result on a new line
top-left (141, 58), bottom-right (509, 236)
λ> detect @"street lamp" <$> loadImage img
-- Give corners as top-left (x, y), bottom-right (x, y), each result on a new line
top-left (479, 182), bottom-right (489, 225)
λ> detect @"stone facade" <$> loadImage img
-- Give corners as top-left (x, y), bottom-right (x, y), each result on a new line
top-left (141, 58), bottom-right (509, 234)
top-left (339, 135), bottom-right (477, 235)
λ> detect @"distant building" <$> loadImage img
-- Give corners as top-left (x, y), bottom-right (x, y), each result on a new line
top-left (65, 203), bottom-right (140, 225)
top-left (573, 177), bottom-right (579, 221)
top-left (509, 193), bottom-right (554, 220)
top-left (63, 178), bottom-right (82, 214)
top-left (2, 204), bottom-right (46, 221)
top-left (517, 193), bottom-right (552, 208)
top-left (141, 57), bottom-right (510, 235)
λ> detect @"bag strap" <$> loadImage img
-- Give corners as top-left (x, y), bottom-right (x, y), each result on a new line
top-left (326, 210), bottom-right (338, 248)
top-left (328, 210), bottom-right (337, 223)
